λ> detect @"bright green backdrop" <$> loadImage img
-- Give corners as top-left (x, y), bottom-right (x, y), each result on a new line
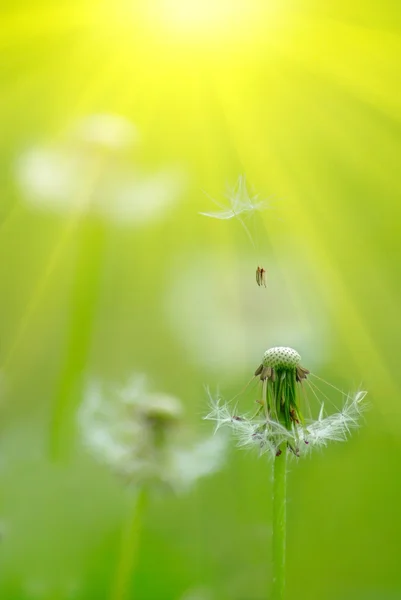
top-left (1, 1), bottom-right (401, 599)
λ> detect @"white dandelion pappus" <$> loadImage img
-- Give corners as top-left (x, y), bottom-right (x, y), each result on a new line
top-left (199, 174), bottom-right (274, 258)
top-left (204, 347), bottom-right (368, 459)
top-left (199, 175), bottom-right (268, 221)
top-left (78, 374), bottom-right (227, 491)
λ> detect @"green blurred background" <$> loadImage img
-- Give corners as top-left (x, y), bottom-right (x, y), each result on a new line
top-left (1, 0), bottom-right (401, 598)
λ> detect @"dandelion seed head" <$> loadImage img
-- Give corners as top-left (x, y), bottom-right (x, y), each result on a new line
top-left (79, 375), bottom-right (226, 491)
top-left (204, 350), bottom-right (367, 461)
top-left (262, 346), bottom-right (301, 369)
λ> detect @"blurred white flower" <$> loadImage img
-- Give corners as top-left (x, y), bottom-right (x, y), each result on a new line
top-left (78, 374), bottom-right (226, 491)
top-left (205, 346), bottom-right (368, 459)
top-left (73, 113), bottom-right (138, 151)
top-left (16, 114), bottom-right (184, 226)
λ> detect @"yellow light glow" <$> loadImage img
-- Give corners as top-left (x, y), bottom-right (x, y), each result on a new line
top-left (158, 0), bottom-right (250, 30)
top-left (139, 0), bottom-right (271, 42)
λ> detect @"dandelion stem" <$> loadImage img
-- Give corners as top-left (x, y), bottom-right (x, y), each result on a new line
top-left (272, 443), bottom-right (287, 600)
top-left (111, 487), bottom-right (147, 600)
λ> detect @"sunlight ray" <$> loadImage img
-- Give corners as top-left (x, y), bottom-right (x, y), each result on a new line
top-left (212, 73), bottom-right (400, 411)
top-left (1, 216), bottom-right (81, 370)
top-left (268, 16), bottom-right (401, 122)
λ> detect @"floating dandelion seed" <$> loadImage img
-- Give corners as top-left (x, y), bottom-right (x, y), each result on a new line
top-left (256, 265), bottom-right (267, 287)
top-left (200, 175), bottom-right (271, 285)
top-left (204, 346), bottom-right (367, 459)
top-left (200, 175), bottom-right (268, 223)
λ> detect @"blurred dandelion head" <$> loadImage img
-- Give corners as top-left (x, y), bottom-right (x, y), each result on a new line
top-left (72, 114), bottom-right (139, 152)
top-left (205, 346), bottom-right (367, 459)
top-left (16, 114), bottom-right (184, 226)
top-left (78, 374), bottom-right (226, 491)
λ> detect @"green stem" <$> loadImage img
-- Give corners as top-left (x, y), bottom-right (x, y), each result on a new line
top-left (272, 444), bottom-right (287, 600)
top-left (111, 487), bottom-right (147, 600)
